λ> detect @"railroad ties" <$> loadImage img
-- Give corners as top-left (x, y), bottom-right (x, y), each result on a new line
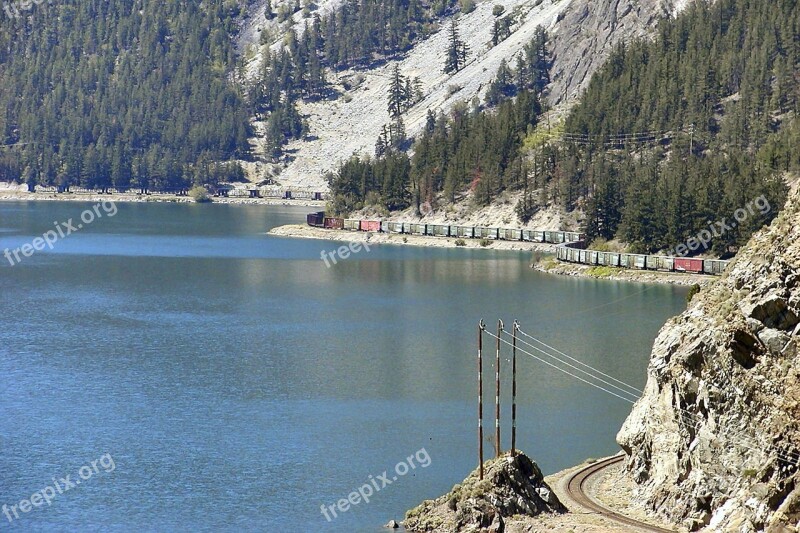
top-left (306, 213), bottom-right (730, 276)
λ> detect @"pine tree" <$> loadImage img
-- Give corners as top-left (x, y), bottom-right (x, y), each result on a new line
top-left (387, 64), bottom-right (408, 118)
top-left (443, 19), bottom-right (468, 74)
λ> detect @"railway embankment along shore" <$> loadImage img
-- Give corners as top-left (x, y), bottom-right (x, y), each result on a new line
top-left (297, 212), bottom-right (731, 279)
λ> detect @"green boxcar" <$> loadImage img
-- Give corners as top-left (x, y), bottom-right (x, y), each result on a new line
top-left (457, 226), bottom-right (475, 238)
top-left (475, 227), bottom-right (499, 239)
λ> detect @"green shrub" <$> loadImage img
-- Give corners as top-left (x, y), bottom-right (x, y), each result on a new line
top-left (455, 238), bottom-right (466, 246)
top-left (586, 266), bottom-right (616, 278)
top-left (686, 284), bottom-right (701, 303)
top-left (189, 186), bottom-right (211, 203)
top-left (479, 238), bottom-right (492, 247)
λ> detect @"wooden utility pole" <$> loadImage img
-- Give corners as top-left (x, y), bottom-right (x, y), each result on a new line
top-left (496, 320), bottom-right (503, 457)
top-left (478, 320), bottom-right (485, 480)
top-left (512, 320), bottom-right (519, 456)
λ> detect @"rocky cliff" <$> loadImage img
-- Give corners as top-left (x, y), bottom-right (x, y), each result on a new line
top-left (404, 452), bottom-right (566, 532)
top-left (548, 0), bottom-right (684, 105)
top-left (618, 192), bottom-right (800, 531)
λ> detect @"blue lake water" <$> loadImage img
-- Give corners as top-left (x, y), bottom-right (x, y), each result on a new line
top-left (0, 201), bottom-right (688, 531)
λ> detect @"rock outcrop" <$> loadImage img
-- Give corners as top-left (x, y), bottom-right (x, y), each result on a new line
top-left (548, 0), bottom-right (683, 105)
top-left (404, 452), bottom-right (566, 533)
top-left (618, 192), bottom-right (800, 531)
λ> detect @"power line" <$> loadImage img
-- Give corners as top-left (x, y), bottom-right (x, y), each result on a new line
top-left (516, 329), bottom-right (641, 395)
top-left (513, 327), bottom-right (800, 464)
top-left (490, 326), bottom-right (800, 466)
top-left (484, 330), bottom-right (638, 403)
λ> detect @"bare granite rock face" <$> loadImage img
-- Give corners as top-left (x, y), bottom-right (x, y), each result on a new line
top-left (404, 452), bottom-right (566, 533)
top-left (548, 0), bottom-right (684, 105)
top-left (618, 192), bottom-right (800, 531)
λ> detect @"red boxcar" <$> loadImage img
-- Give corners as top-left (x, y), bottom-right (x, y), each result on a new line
top-left (306, 211), bottom-right (325, 227)
top-left (360, 220), bottom-right (381, 232)
top-left (323, 217), bottom-right (344, 229)
top-left (674, 258), bottom-right (704, 273)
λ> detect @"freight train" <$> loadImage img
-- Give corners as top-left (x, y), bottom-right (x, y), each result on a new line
top-left (555, 245), bottom-right (729, 274)
top-left (305, 211), bottom-right (730, 275)
top-left (305, 212), bottom-right (585, 244)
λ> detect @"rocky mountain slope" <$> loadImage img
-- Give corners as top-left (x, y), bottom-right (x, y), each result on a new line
top-left (548, 0), bottom-right (687, 104)
top-left (235, 0), bottom-right (690, 189)
top-left (618, 191), bottom-right (800, 531)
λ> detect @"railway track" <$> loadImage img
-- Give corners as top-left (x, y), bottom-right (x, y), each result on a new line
top-left (565, 454), bottom-right (676, 533)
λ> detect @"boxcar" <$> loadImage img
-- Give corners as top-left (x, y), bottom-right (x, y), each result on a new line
top-left (456, 226), bottom-right (474, 238)
top-left (607, 253), bottom-right (621, 267)
top-left (430, 224), bottom-right (450, 237)
top-left (655, 256), bottom-right (675, 272)
top-left (500, 228), bottom-right (522, 241)
top-left (385, 222), bottom-right (404, 233)
top-left (409, 223), bottom-right (426, 235)
top-left (360, 220), bottom-right (381, 232)
top-left (307, 211), bottom-right (325, 227)
top-left (344, 219), bottom-right (360, 231)
top-left (703, 259), bottom-right (727, 275)
top-left (475, 227), bottom-right (499, 240)
top-left (675, 258), bottom-right (704, 273)
top-left (632, 255), bottom-right (647, 269)
top-left (323, 217), bottom-right (344, 230)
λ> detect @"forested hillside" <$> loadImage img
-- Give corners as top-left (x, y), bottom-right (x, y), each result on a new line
top-left (329, 0), bottom-right (799, 257)
top-left (0, 0), bottom-right (251, 190)
top-left (564, 0), bottom-right (799, 253)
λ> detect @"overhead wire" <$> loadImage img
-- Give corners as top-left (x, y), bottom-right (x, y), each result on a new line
top-left (513, 327), bottom-right (800, 465)
top-left (484, 326), bottom-right (800, 466)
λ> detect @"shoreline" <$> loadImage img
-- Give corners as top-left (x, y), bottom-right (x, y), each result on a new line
top-left (268, 223), bottom-right (556, 251)
top-left (269, 224), bottom-right (720, 286)
top-left (534, 259), bottom-right (715, 287)
top-left (0, 190), bottom-right (326, 207)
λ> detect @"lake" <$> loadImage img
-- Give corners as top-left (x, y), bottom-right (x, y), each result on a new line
top-left (0, 201), bottom-right (687, 532)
